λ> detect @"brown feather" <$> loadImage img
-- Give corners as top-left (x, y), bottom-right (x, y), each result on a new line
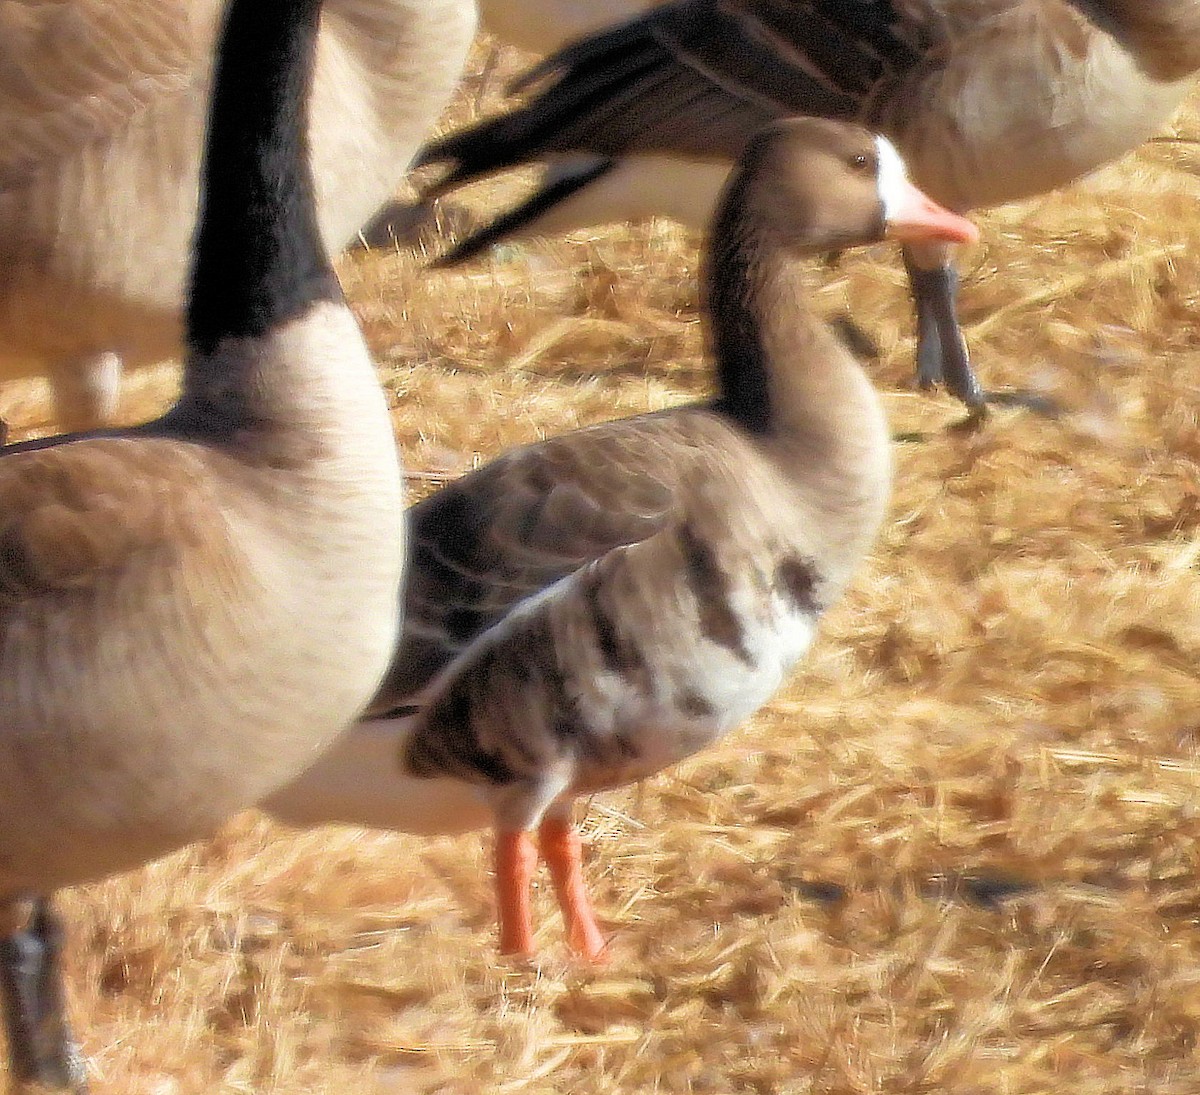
top-left (0, 0), bottom-right (477, 431)
top-left (0, 0), bottom-right (211, 190)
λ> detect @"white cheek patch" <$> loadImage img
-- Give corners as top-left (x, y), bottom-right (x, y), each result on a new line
top-left (874, 135), bottom-right (910, 225)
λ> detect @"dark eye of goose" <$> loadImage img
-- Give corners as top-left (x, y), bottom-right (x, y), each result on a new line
top-left (850, 151), bottom-right (876, 174)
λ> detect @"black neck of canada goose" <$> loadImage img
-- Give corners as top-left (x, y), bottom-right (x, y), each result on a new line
top-left (187, 0), bottom-right (339, 360)
top-left (1075, 0), bottom-right (1200, 81)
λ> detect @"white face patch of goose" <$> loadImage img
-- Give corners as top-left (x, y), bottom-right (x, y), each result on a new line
top-left (874, 134), bottom-right (910, 228)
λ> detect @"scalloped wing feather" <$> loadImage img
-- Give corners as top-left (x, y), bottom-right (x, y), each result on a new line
top-left (373, 410), bottom-right (743, 708)
top-left (0, 0), bottom-right (219, 190)
top-left (0, 437), bottom-right (230, 607)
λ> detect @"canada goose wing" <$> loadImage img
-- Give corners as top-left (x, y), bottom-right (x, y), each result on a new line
top-left (418, 0), bottom-right (939, 192)
top-left (0, 0), bottom-right (215, 190)
top-left (377, 415), bottom-right (710, 708)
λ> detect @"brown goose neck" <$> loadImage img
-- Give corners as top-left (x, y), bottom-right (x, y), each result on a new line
top-left (703, 208), bottom-right (861, 447)
top-left (702, 205), bottom-right (891, 578)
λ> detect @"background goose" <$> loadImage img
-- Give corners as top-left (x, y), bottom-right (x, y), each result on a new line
top-left (415, 0), bottom-right (1200, 409)
top-left (477, 0), bottom-right (661, 53)
top-left (0, 0), bottom-right (475, 433)
top-left (273, 119), bottom-right (977, 961)
top-left (0, 0), bottom-right (407, 1086)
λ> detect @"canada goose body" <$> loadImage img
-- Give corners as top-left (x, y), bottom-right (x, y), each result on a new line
top-left (419, 0), bottom-right (1200, 406)
top-left (0, 0), bottom-right (476, 430)
top-left (0, 0), bottom-right (406, 1084)
top-left (266, 119), bottom-right (977, 960)
top-left (0, 312), bottom-right (403, 893)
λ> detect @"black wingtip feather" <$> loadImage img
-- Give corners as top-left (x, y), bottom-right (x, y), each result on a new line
top-left (430, 159), bottom-right (616, 269)
top-left (411, 8), bottom-right (679, 194)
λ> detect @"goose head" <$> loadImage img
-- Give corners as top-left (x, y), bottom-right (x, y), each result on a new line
top-left (719, 118), bottom-right (979, 257)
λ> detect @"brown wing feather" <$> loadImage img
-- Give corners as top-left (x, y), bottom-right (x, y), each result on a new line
top-left (421, 0), bottom-right (937, 186)
top-left (0, 0), bottom-right (218, 189)
top-left (420, 0), bottom-right (1050, 190)
top-left (373, 410), bottom-right (742, 709)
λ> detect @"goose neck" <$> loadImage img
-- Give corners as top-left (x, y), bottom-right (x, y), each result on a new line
top-left (169, 0), bottom-right (398, 480)
top-left (187, 0), bottom-right (339, 368)
top-left (706, 222), bottom-right (885, 455)
top-left (704, 220), bottom-right (892, 562)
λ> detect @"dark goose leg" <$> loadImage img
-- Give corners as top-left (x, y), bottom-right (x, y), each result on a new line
top-left (903, 247), bottom-right (1060, 418)
top-left (0, 898), bottom-right (86, 1092)
top-left (904, 247), bottom-right (984, 409)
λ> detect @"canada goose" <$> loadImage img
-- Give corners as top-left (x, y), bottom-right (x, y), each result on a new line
top-left (0, 0), bottom-right (475, 432)
top-left (0, 0), bottom-right (409, 1084)
top-left (415, 0), bottom-right (1200, 409)
top-left (271, 119), bottom-right (977, 961)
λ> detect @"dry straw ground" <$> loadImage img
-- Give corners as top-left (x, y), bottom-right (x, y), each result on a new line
top-left (9, 38), bottom-right (1200, 1095)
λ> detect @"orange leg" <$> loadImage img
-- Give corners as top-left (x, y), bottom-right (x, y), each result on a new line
top-left (495, 829), bottom-right (539, 956)
top-left (539, 817), bottom-right (608, 962)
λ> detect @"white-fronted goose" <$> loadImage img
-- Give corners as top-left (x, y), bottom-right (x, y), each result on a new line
top-left (0, 0), bottom-right (407, 1085)
top-left (0, 0), bottom-right (475, 432)
top-left (263, 713), bottom-right (495, 834)
top-left (270, 119), bottom-right (977, 961)
top-left (416, 0), bottom-right (1200, 409)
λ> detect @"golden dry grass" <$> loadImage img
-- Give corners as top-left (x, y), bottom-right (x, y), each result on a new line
top-left (11, 39), bottom-right (1200, 1094)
